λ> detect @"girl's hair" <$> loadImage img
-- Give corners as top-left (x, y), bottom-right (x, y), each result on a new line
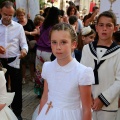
top-left (43, 7), bottom-right (60, 29)
top-left (49, 22), bottom-right (77, 42)
top-left (67, 5), bottom-right (77, 16)
top-left (97, 11), bottom-right (117, 26)
top-left (34, 15), bottom-right (44, 26)
top-left (77, 26), bottom-right (95, 50)
top-left (16, 8), bottom-right (26, 16)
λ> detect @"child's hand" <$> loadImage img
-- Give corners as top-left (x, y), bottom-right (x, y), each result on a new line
top-left (118, 98), bottom-right (120, 108)
top-left (0, 104), bottom-right (6, 111)
top-left (91, 96), bottom-right (94, 107)
top-left (19, 49), bottom-right (27, 59)
top-left (92, 97), bottom-right (104, 111)
top-left (0, 46), bottom-right (6, 54)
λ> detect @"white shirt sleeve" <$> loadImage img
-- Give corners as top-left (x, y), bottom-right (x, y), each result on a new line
top-left (79, 67), bottom-right (95, 85)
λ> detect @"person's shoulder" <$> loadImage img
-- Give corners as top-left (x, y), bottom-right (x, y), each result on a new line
top-left (28, 19), bottom-right (34, 24)
top-left (77, 18), bottom-right (83, 24)
top-left (43, 61), bottom-right (52, 66)
top-left (43, 60), bottom-right (55, 68)
top-left (12, 20), bottom-right (23, 27)
top-left (75, 60), bottom-right (93, 74)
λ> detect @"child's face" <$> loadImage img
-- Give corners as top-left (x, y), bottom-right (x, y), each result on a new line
top-left (82, 33), bottom-right (95, 45)
top-left (39, 21), bottom-right (43, 27)
top-left (70, 8), bottom-right (75, 16)
top-left (51, 30), bottom-right (76, 61)
top-left (96, 16), bottom-right (116, 41)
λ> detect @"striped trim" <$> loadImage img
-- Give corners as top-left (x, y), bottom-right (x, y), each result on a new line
top-left (98, 94), bottom-right (110, 107)
top-left (89, 42), bottom-right (97, 57)
top-left (89, 41), bottom-right (120, 58)
top-left (103, 45), bottom-right (120, 57)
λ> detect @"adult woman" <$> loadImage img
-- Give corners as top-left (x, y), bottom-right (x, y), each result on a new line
top-left (16, 8), bottom-right (39, 84)
top-left (34, 6), bottom-right (61, 98)
top-left (66, 5), bottom-right (83, 34)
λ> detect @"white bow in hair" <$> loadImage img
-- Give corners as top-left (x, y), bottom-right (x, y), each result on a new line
top-left (81, 26), bottom-right (91, 35)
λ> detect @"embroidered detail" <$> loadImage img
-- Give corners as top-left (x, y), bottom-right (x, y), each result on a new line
top-left (103, 45), bottom-right (120, 57)
top-left (89, 41), bottom-right (120, 58)
top-left (45, 101), bottom-right (53, 115)
top-left (89, 42), bottom-right (97, 57)
top-left (98, 94), bottom-right (110, 107)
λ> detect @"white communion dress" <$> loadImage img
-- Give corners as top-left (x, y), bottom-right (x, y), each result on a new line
top-left (35, 59), bottom-right (94, 120)
top-left (0, 71), bottom-right (18, 120)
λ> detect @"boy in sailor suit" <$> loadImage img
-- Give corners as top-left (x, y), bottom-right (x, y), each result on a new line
top-left (81, 11), bottom-right (120, 120)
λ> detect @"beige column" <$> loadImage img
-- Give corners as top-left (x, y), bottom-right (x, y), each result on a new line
top-left (60, 0), bottom-right (67, 13)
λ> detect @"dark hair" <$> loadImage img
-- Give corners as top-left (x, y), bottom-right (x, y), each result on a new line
top-left (83, 13), bottom-right (92, 23)
top-left (0, 0), bottom-right (14, 9)
top-left (67, 5), bottom-right (77, 16)
top-left (69, 15), bottom-right (78, 25)
top-left (97, 11), bottom-right (117, 26)
top-left (113, 31), bottom-right (120, 43)
top-left (59, 10), bottom-right (64, 17)
top-left (92, 6), bottom-right (99, 12)
top-left (49, 22), bottom-right (77, 42)
top-left (42, 7), bottom-right (50, 18)
top-left (43, 7), bottom-right (60, 29)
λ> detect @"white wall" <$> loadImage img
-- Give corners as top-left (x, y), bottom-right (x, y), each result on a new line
top-left (16, 0), bottom-right (40, 21)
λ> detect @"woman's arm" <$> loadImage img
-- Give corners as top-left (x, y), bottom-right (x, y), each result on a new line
top-left (79, 85), bottom-right (92, 120)
top-left (38, 80), bottom-right (48, 114)
top-left (25, 29), bottom-right (39, 36)
top-left (84, 9), bottom-right (99, 26)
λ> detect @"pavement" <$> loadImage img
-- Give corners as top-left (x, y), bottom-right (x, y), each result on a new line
top-left (21, 73), bottom-right (40, 120)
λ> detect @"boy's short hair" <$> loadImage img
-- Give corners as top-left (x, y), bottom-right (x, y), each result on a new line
top-left (69, 15), bottom-right (78, 25)
top-left (97, 11), bottom-right (117, 26)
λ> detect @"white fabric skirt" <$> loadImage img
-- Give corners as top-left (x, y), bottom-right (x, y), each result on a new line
top-left (0, 106), bottom-right (17, 120)
top-left (35, 103), bottom-right (82, 120)
top-left (32, 105), bottom-right (39, 120)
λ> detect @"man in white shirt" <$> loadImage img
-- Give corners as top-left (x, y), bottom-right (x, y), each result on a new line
top-left (0, 1), bottom-right (28, 120)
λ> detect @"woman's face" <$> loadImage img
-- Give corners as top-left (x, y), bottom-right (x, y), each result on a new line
top-left (70, 8), bottom-right (75, 16)
top-left (16, 12), bottom-right (25, 22)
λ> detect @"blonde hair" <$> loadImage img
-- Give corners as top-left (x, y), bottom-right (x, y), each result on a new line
top-left (34, 15), bottom-right (44, 26)
top-left (49, 23), bottom-right (77, 42)
top-left (16, 8), bottom-right (26, 16)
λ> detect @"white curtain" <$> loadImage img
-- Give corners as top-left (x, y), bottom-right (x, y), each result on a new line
top-left (16, 0), bottom-right (40, 21)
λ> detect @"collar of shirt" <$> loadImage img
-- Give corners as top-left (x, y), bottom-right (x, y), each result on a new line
top-left (55, 58), bottom-right (76, 72)
top-left (0, 19), bottom-right (14, 26)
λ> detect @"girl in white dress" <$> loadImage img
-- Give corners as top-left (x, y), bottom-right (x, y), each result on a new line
top-left (0, 69), bottom-right (18, 120)
top-left (36, 23), bottom-right (94, 120)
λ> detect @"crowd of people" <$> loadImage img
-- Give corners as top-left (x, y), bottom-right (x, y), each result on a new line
top-left (0, 1), bottom-right (120, 120)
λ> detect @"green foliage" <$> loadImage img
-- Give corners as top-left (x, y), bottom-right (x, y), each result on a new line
top-left (39, 0), bottom-right (46, 9)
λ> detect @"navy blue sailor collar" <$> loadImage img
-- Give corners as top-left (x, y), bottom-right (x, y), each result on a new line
top-left (89, 40), bottom-right (120, 60)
